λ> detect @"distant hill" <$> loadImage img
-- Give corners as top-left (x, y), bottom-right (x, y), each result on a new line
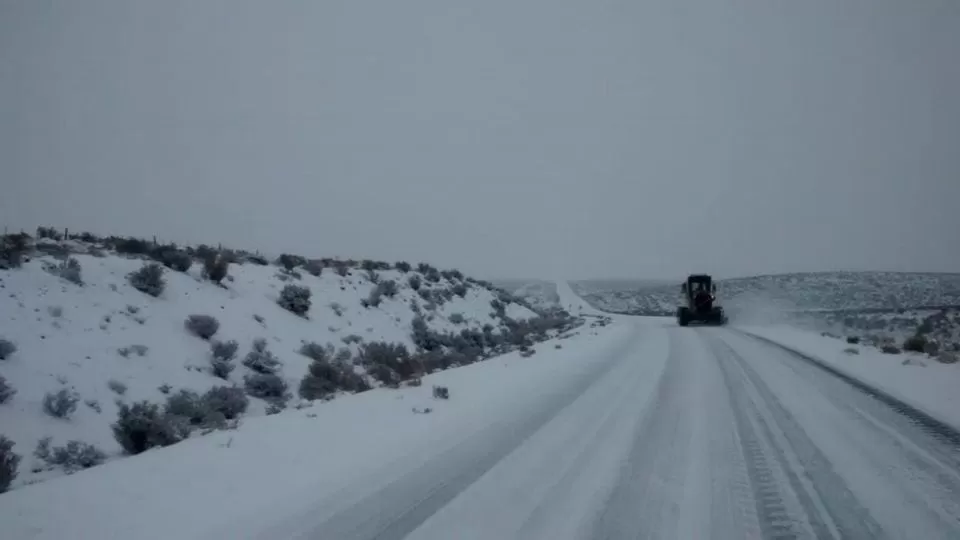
top-left (572, 272), bottom-right (960, 316)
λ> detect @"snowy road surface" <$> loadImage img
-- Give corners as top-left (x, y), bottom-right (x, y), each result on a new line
top-left (4, 320), bottom-right (960, 540)
top-left (248, 323), bottom-right (960, 540)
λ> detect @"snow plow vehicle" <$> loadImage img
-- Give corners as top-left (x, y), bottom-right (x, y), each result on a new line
top-left (677, 274), bottom-right (727, 326)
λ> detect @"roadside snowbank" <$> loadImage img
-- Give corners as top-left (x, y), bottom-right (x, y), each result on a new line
top-left (0, 321), bottom-right (635, 540)
top-left (738, 325), bottom-right (960, 431)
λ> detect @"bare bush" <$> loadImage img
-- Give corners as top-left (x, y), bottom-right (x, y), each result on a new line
top-left (278, 284), bottom-right (311, 316)
top-left (43, 388), bottom-right (79, 419)
top-left (342, 334), bottom-right (364, 345)
top-left (395, 261), bottom-right (411, 273)
top-left (452, 283), bottom-right (467, 298)
top-left (432, 385), bottom-right (450, 399)
top-left (449, 313), bottom-right (465, 325)
top-left (185, 314), bottom-right (220, 340)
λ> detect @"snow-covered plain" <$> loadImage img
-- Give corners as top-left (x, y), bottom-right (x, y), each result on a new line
top-left (0, 242), bottom-right (551, 490)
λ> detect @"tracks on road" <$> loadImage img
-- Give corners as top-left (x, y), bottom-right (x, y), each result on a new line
top-left (260, 323), bottom-right (960, 540)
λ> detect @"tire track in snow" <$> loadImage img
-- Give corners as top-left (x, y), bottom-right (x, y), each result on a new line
top-left (710, 333), bottom-right (886, 540)
top-left (591, 329), bottom-right (762, 539)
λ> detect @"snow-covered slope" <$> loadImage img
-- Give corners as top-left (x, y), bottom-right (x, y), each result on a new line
top-left (0, 236), bottom-right (568, 491)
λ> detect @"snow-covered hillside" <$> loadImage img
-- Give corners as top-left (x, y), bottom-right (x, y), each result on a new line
top-left (0, 232), bottom-right (579, 492)
top-left (494, 279), bottom-right (561, 311)
top-left (573, 271), bottom-right (960, 316)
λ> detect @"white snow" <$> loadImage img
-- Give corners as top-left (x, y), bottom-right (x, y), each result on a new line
top-left (737, 325), bottom-right (960, 431)
top-left (0, 248), bottom-right (541, 489)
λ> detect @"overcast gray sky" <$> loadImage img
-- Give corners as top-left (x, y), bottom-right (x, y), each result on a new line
top-left (2, 0), bottom-right (958, 280)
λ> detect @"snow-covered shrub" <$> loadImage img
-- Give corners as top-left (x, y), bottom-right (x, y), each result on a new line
top-left (408, 275), bottom-right (422, 291)
top-left (358, 341), bottom-right (418, 384)
top-left (395, 261), bottom-right (411, 273)
top-left (164, 389), bottom-right (231, 428)
top-left (278, 284), bottom-right (311, 316)
top-left (36, 226), bottom-right (61, 240)
top-left (342, 334), bottom-right (364, 345)
top-left (153, 247), bottom-right (192, 273)
top-left (185, 314), bottom-right (220, 340)
top-left (903, 334), bottom-right (927, 353)
top-left (304, 259), bottom-right (324, 277)
top-left (211, 339), bottom-right (238, 362)
top-left (112, 401), bottom-right (186, 455)
top-left (937, 351), bottom-right (958, 364)
top-left (107, 379), bottom-right (128, 395)
top-left (299, 342), bottom-right (331, 362)
top-left (210, 340), bottom-right (238, 379)
top-left (128, 263), bottom-right (166, 297)
top-left (846, 336), bottom-right (860, 344)
top-left (247, 253), bottom-right (269, 266)
top-left (424, 268), bottom-right (441, 283)
top-left (329, 302), bottom-right (345, 317)
top-left (0, 435), bottom-right (20, 493)
top-left (0, 339), bottom-right (17, 360)
top-left (449, 313), bottom-right (465, 325)
top-left (452, 283), bottom-right (467, 298)
top-left (411, 316), bottom-right (445, 352)
top-left (334, 347), bottom-right (353, 364)
top-left (0, 375), bottom-right (15, 404)
top-left (57, 257), bottom-right (83, 285)
top-left (203, 386), bottom-right (248, 420)
top-left (113, 236), bottom-right (152, 255)
top-left (202, 254), bottom-right (229, 284)
top-left (882, 344), bottom-right (901, 354)
top-left (378, 279), bottom-right (398, 298)
top-left (85, 399), bottom-right (101, 413)
top-left (34, 437), bottom-right (106, 473)
top-left (243, 338), bottom-right (281, 374)
top-left (43, 389), bottom-right (79, 419)
top-left (0, 233), bottom-right (28, 269)
top-left (363, 286), bottom-right (383, 308)
top-left (243, 373), bottom-right (288, 401)
top-left (334, 262), bottom-right (350, 277)
top-left (277, 253), bottom-right (306, 271)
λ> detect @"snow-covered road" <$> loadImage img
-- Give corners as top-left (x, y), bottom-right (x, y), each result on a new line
top-left (249, 322), bottom-right (960, 540)
top-left (5, 319), bottom-right (960, 540)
